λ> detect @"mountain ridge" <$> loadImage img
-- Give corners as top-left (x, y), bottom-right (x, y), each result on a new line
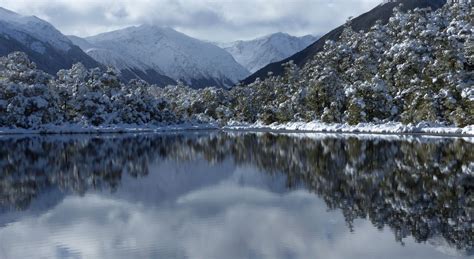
top-left (73, 25), bottom-right (250, 88)
top-left (68, 35), bottom-right (176, 86)
top-left (0, 7), bottom-right (101, 75)
top-left (242, 0), bottom-right (448, 84)
top-left (216, 32), bottom-right (317, 73)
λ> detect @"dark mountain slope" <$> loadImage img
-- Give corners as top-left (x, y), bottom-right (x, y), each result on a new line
top-left (0, 8), bottom-right (101, 75)
top-left (242, 0), bottom-right (447, 84)
top-left (0, 32), bottom-right (100, 75)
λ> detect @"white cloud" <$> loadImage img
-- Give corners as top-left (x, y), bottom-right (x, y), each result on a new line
top-left (0, 189), bottom-right (450, 259)
top-left (0, 164), bottom-right (456, 259)
top-left (0, 0), bottom-right (382, 41)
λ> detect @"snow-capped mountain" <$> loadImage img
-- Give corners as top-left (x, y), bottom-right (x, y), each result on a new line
top-left (0, 7), bottom-right (100, 75)
top-left (217, 33), bottom-right (317, 73)
top-left (68, 35), bottom-right (176, 86)
top-left (72, 25), bottom-right (250, 88)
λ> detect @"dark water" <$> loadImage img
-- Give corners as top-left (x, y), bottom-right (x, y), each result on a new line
top-left (0, 132), bottom-right (472, 259)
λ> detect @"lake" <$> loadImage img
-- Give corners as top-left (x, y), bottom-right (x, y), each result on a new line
top-left (0, 132), bottom-right (472, 259)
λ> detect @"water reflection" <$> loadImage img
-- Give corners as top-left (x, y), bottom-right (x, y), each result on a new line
top-left (0, 132), bottom-right (472, 258)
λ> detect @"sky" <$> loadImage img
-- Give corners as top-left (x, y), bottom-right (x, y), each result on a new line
top-left (0, 0), bottom-right (382, 42)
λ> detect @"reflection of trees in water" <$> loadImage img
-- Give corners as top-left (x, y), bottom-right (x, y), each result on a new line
top-left (0, 133), bottom-right (472, 253)
top-left (0, 136), bottom-right (160, 210)
top-left (0, 134), bottom-right (219, 210)
top-left (215, 134), bottom-right (473, 254)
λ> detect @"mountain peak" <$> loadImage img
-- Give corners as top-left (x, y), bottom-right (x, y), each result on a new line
top-left (137, 24), bottom-right (174, 32)
top-left (218, 32), bottom-right (318, 73)
top-left (0, 7), bottom-right (100, 74)
top-left (0, 6), bottom-right (17, 15)
top-left (263, 32), bottom-right (290, 39)
top-left (79, 25), bottom-right (249, 88)
top-left (86, 24), bottom-right (188, 45)
top-left (0, 6), bottom-right (33, 24)
top-left (0, 7), bottom-right (74, 52)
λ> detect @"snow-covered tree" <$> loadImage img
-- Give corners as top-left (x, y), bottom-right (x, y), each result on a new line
top-left (0, 52), bottom-right (62, 129)
top-left (0, 2), bottom-right (472, 129)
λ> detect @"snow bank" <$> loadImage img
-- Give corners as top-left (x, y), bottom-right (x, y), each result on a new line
top-left (224, 121), bottom-right (474, 136)
top-left (1, 120), bottom-right (473, 137)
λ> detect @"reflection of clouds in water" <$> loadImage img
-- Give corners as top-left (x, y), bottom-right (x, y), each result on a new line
top-left (110, 161), bottom-right (288, 207)
top-left (110, 158), bottom-right (236, 203)
top-left (0, 172), bottom-right (452, 259)
top-left (0, 134), bottom-right (471, 259)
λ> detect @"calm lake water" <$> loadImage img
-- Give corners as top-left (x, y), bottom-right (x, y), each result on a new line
top-left (0, 132), bottom-right (472, 259)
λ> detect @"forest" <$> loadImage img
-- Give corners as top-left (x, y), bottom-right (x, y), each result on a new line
top-left (0, 3), bottom-right (472, 129)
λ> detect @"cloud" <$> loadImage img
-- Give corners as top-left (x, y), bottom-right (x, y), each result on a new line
top-left (0, 0), bottom-right (381, 41)
top-left (0, 162), bottom-right (457, 259)
top-left (0, 186), bottom-right (453, 259)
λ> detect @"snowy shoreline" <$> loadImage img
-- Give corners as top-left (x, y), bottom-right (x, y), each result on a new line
top-left (0, 121), bottom-right (473, 137)
top-left (224, 121), bottom-right (474, 136)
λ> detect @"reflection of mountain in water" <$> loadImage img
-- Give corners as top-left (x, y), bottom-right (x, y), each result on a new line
top-left (0, 133), bottom-right (472, 255)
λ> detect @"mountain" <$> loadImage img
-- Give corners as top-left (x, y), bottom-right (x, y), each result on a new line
top-left (68, 35), bottom-right (176, 86)
top-left (217, 33), bottom-right (317, 73)
top-left (72, 25), bottom-right (250, 88)
top-left (242, 0), bottom-right (447, 84)
top-left (0, 7), bottom-right (100, 75)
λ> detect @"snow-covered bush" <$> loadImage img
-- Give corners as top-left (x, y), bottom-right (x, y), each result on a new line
top-left (55, 65), bottom-right (178, 126)
top-left (0, 3), bottom-right (472, 129)
top-left (0, 53), bottom-right (178, 129)
top-left (0, 52), bottom-right (62, 128)
top-left (240, 3), bottom-right (473, 126)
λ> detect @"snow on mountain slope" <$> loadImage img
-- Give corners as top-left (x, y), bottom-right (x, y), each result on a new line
top-left (217, 33), bottom-right (317, 73)
top-left (0, 7), bottom-right (70, 52)
top-left (0, 7), bottom-right (100, 74)
top-left (69, 35), bottom-right (146, 71)
top-left (81, 25), bottom-right (250, 88)
top-left (68, 35), bottom-right (176, 86)
top-left (67, 35), bottom-right (95, 52)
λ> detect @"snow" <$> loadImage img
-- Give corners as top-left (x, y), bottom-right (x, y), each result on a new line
top-left (224, 121), bottom-right (474, 136)
top-left (1, 121), bottom-right (471, 138)
top-left (0, 7), bottom-right (72, 52)
top-left (216, 33), bottom-right (317, 73)
top-left (68, 35), bottom-right (154, 72)
top-left (0, 5), bottom-right (472, 139)
top-left (74, 25), bottom-right (250, 87)
top-left (461, 87), bottom-right (474, 101)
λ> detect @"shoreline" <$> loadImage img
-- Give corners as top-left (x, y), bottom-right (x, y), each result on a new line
top-left (224, 128), bottom-right (474, 139)
top-left (0, 121), bottom-right (473, 138)
top-left (223, 122), bottom-right (474, 139)
top-left (0, 123), bottom-right (220, 135)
